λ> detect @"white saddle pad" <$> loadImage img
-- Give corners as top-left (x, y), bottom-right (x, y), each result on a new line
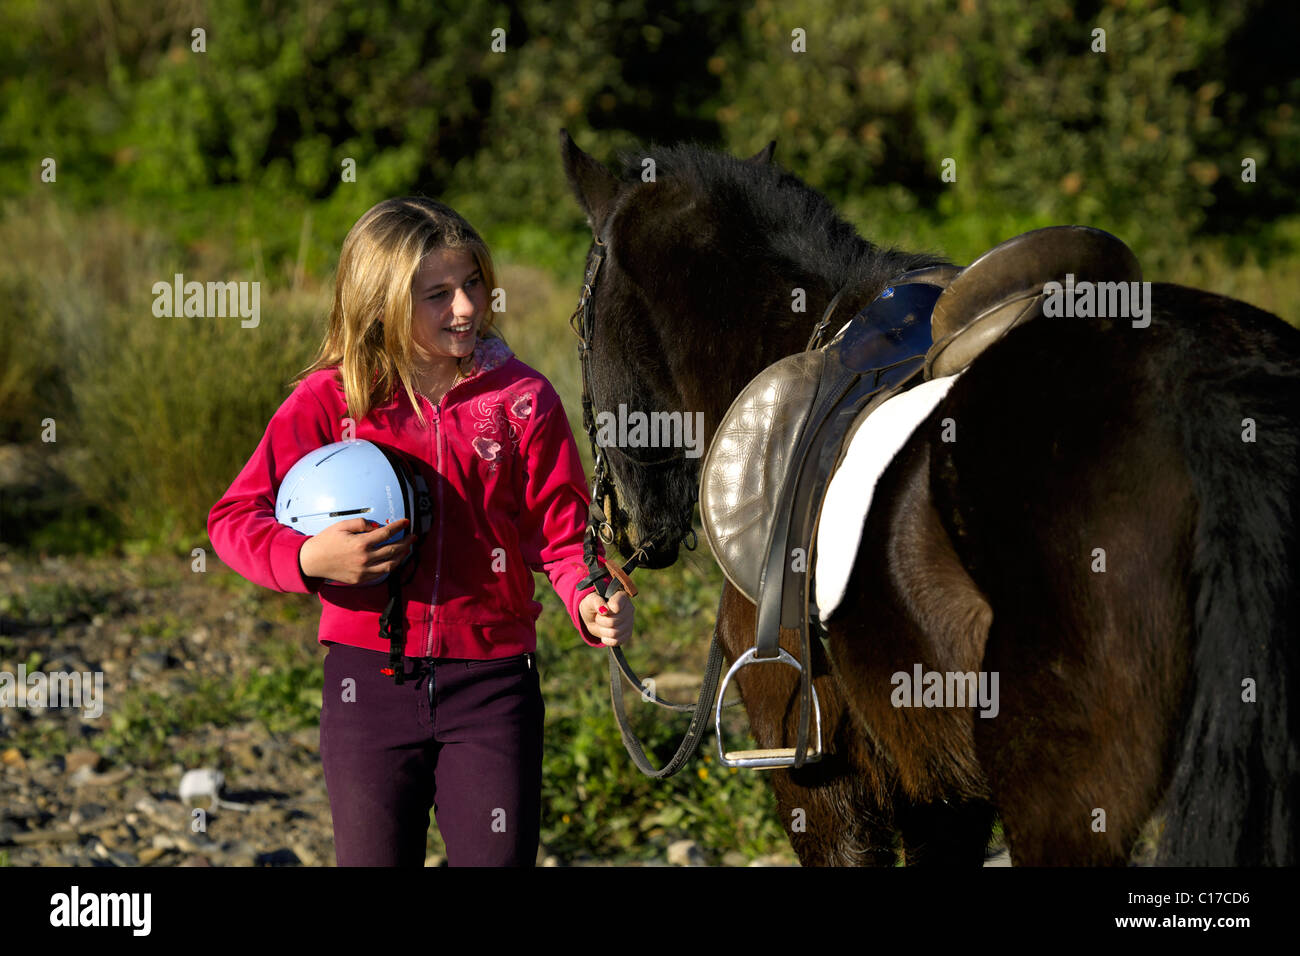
top-left (813, 374), bottom-right (961, 620)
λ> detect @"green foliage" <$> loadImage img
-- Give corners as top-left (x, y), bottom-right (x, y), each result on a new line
top-left (90, 663), bottom-right (322, 767)
top-left (0, 580), bottom-right (120, 628)
top-left (715, 0), bottom-right (1299, 268)
top-left (3, 0), bottom-right (1294, 267)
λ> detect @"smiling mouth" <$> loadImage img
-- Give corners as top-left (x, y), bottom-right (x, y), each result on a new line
top-left (445, 322), bottom-right (474, 332)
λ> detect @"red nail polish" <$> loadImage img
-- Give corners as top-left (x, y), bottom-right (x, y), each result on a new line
top-left (380, 668), bottom-right (394, 676)
top-left (599, 605), bottom-right (609, 615)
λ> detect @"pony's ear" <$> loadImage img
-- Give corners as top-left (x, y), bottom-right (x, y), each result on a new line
top-left (559, 129), bottom-right (620, 235)
top-left (745, 140), bottom-right (777, 165)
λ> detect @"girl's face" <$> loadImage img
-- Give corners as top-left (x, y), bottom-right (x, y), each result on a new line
top-left (410, 247), bottom-right (488, 369)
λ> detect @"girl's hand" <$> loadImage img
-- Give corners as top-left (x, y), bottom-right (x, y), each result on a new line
top-left (298, 518), bottom-right (413, 585)
top-left (579, 588), bottom-right (634, 647)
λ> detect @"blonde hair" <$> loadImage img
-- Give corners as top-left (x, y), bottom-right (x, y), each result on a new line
top-left (293, 197), bottom-right (505, 429)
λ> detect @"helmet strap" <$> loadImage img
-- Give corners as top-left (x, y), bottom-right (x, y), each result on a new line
top-left (378, 542), bottom-right (422, 684)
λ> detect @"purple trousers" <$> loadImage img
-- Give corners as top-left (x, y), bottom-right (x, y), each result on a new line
top-left (319, 641), bottom-right (544, 866)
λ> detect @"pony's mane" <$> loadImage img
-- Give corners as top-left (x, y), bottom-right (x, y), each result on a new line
top-left (615, 141), bottom-right (944, 296)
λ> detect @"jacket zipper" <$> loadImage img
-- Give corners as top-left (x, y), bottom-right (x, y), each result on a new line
top-left (422, 368), bottom-right (475, 658)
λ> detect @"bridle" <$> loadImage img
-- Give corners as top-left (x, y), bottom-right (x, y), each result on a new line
top-left (568, 235), bottom-right (698, 568)
top-left (567, 231), bottom-right (851, 777)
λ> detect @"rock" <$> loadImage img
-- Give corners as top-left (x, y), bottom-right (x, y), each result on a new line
top-left (138, 847), bottom-right (168, 865)
top-left (71, 766), bottom-right (132, 789)
top-left (130, 651), bottom-right (176, 679)
top-left (64, 749), bottom-right (103, 775)
top-left (255, 848), bottom-right (300, 866)
top-left (68, 803), bottom-right (108, 826)
top-left (179, 768), bottom-right (226, 806)
top-left (172, 833), bottom-right (213, 854)
top-left (177, 855), bottom-right (213, 867)
top-left (291, 843), bottom-right (319, 867)
top-left (721, 850), bottom-right (748, 867)
top-left (667, 839), bottom-right (706, 867)
top-left (224, 842), bottom-right (259, 867)
top-left (424, 853), bottom-right (446, 867)
top-left (540, 855), bottom-right (560, 867)
top-left (1, 748), bottom-right (26, 770)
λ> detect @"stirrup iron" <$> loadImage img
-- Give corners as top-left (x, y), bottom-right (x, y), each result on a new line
top-left (715, 648), bottom-right (823, 769)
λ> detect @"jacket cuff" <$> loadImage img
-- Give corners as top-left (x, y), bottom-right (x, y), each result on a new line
top-left (573, 583), bottom-right (605, 648)
top-left (271, 530), bottom-right (321, 594)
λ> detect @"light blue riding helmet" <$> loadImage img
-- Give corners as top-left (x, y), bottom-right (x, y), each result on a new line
top-left (274, 439), bottom-right (432, 585)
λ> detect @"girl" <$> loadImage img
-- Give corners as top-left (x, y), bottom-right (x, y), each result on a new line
top-left (207, 197), bottom-right (634, 866)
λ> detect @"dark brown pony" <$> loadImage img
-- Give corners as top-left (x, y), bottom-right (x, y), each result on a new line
top-left (560, 132), bottom-right (1300, 866)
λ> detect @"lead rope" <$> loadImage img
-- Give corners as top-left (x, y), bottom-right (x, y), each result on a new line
top-left (577, 529), bottom-right (729, 778)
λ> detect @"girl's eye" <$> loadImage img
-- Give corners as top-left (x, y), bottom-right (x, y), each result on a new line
top-left (427, 291), bottom-right (449, 300)
top-left (465, 276), bottom-right (480, 289)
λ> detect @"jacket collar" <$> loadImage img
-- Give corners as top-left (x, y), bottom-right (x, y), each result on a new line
top-left (457, 334), bottom-right (514, 381)
top-left (369, 335), bottom-right (515, 411)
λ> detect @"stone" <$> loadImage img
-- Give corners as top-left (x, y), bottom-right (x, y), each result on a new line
top-left (291, 843), bottom-right (319, 867)
top-left (255, 848), bottom-right (300, 866)
top-left (667, 839), bottom-right (707, 867)
top-left (68, 803), bottom-right (108, 826)
top-left (64, 749), bottom-right (103, 775)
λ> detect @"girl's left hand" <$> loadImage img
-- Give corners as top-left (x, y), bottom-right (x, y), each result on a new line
top-left (579, 588), bottom-right (634, 647)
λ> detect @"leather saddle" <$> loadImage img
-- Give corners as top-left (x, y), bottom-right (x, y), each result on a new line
top-left (698, 225), bottom-right (1140, 769)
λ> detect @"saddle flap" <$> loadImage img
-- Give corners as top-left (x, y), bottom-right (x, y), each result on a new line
top-left (699, 350), bottom-right (826, 605)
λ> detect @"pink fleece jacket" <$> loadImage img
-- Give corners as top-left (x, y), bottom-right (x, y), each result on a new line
top-left (207, 335), bottom-right (609, 658)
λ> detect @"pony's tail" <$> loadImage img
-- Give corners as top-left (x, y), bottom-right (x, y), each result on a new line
top-left (1160, 309), bottom-right (1300, 865)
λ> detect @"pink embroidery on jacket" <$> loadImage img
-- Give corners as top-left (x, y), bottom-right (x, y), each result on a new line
top-left (469, 395), bottom-right (521, 472)
top-left (510, 393), bottom-right (534, 420)
top-left (472, 436), bottom-right (502, 461)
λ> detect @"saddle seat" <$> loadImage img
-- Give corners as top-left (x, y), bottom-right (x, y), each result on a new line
top-left (699, 225), bottom-right (1141, 632)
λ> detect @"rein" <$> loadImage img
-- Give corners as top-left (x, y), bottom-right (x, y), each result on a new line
top-left (568, 233), bottom-right (851, 777)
